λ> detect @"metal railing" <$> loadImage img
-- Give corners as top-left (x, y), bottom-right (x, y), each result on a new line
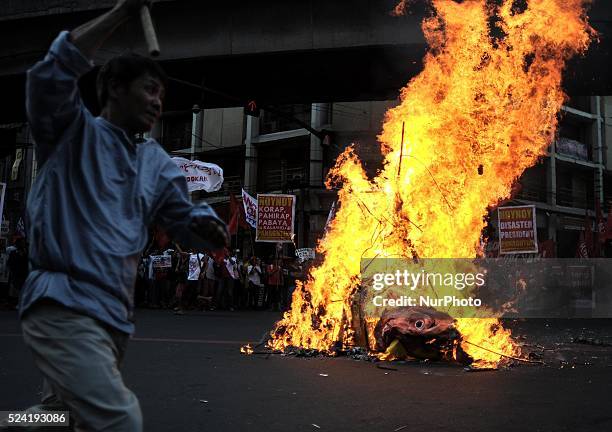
top-left (261, 166), bottom-right (307, 192)
top-left (557, 185), bottom-right (594, 209)
top-left (515, 182), bottom-right (548, 203)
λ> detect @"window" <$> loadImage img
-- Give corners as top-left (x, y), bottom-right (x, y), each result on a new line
top-left (260, 104), bottom-right (312, 135)
top-left (161, 113), bottom-right (192, 152)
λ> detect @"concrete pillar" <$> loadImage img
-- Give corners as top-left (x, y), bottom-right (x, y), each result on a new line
top-left (309, 103), bottom-right (328, 188)
top-left (190, 107), bottom-right (204, 160)
top-left (244, 114), bottom-right (259, 194)
top-left (594, 96), bottom-right (604, 204)
top-left (306, 103), bottom-right (330, 247)
top-left (298, 188), bottom-right (305, 248)
top-left (547, 137), bottom-right (557, 242)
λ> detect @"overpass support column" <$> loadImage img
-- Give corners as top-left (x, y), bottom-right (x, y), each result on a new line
top-left (309, 103), bottom-right (329, 187)
top-left (244, 114), bottom-right (259, 195)
top-left (190, 107), bottom-right (204, 159)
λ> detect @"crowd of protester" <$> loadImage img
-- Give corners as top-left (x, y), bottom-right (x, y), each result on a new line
top-left (135, 244), bottom-right (306, 314)
top-left (1, 236), bottom-right (308, 314)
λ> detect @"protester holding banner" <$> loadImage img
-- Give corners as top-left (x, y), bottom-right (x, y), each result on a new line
top-left (247, 257), bottom-right (264, 309)
top-left (203, 253), bottom-right (218, 310)
top-left (172, 251), bottom-right (190, 315)
top-left (239, 256), bottom-right (251, 309)
top-left (266, 257), bottom-right (284, 311)
top-left (228, 254), bottom-right (241, 310)
top-left (212, 249), bottom-right (231, 310)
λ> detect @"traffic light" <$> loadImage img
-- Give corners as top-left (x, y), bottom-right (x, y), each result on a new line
top-left (244, 100), bottom-right (260, 117)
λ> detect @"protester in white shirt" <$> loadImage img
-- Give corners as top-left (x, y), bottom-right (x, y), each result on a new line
top-left (247, 257), bottom-right (264, 309)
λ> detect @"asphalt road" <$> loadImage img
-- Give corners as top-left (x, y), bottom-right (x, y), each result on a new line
top-left (1, 309), bottom-right (612, 432)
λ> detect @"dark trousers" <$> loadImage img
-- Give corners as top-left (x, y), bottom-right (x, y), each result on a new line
top-left (215, 278), bottom-right (234, 309)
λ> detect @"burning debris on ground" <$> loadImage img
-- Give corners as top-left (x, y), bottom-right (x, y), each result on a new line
top-left (346, 347), bottom-right (378, 362)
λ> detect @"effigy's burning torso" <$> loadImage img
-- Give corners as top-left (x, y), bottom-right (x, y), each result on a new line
top-left (266, 0), bottom-right (594, 368)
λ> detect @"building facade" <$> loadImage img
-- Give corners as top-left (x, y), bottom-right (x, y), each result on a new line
top-left (143, 96), bottom-right (612, 258)
top-left (0, 1), bottom-right (611, 260)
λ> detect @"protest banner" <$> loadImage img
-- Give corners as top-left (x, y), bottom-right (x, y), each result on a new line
top-left (242, 189), bottom-right (258, 228)
top-left (149, 254), bottom-right (172, 279)
top-left (188, 254), bottom-right (204, 281)
top-left (498, 205), bottom-right (538, 254)
top-left (150, 255), bottom-right (172, 269)
top-left (172, 157), bottom-right (223, 192)
top-left (256, 194), bottom-right (295, 243)
top-left (295, 248), bottom-right (315, 263)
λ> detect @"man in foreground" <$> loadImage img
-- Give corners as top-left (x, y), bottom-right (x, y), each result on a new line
top-left (6, 0), bottom-right (228, 430)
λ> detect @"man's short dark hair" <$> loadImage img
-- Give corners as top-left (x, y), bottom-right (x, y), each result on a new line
top-left (96, 53), bottom-right (167, 107)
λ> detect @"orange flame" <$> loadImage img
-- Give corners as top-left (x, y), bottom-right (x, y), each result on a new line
top-left (240, 344), bottom-right (254, 355)
top-left (269, 0), bottom-right (593, 368)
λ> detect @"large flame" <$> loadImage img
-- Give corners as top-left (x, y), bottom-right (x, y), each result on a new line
top-left (269, 0), bottom-right (593, 367)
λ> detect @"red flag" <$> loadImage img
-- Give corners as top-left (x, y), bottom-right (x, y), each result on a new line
top-left (228, 193), bottom-right (248, 235)
top-left (210, 247), bottom-right (229, 263)
top-left (154, 226), bottom-right (171, 250)
top-left (228, 194), bottom-right (239, 235)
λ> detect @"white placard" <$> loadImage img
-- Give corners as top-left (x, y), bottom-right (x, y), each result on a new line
top-left (295, 248), bottom-right (315, 263)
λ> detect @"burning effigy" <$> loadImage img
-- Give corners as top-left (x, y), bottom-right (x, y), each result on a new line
top-left (259, 0), bottom-right (594, 368)
top-left (373, 307), bottom-right (464, 362)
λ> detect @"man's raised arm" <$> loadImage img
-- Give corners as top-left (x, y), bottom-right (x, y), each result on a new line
top-left (70, 0), bottom-right (144, 59)
top-left (26, 0), bottom-right (145, 165)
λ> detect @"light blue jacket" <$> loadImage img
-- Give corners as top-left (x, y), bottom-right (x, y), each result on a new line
top-left (19, 31), bottom-right (225, 334)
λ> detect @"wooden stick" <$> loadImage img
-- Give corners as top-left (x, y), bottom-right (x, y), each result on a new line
top-left (397, 121), bottom-right (405, 178)
top-left (140, 5), bottom-right (160, 57)
top-left (462, 340), bottom-right (545, 365)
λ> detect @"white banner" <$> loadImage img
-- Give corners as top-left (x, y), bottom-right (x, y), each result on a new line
top-left (172, 157), bottom-right (224, 192)
top-left (188, 253), bottom-right (204, 281)
top-left (242, 188), bottom-right (258, 228)
top-left (295, 248), bottom-right (315, 263)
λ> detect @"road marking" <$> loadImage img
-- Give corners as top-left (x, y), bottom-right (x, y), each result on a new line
top-left (0, 333), bottom-right (253, 346)
top-left (131, 337), bottom-right (253, 345)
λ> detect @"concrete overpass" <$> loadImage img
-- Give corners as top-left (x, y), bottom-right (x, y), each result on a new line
top-left (0, 0), bottom-right (610, 122)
